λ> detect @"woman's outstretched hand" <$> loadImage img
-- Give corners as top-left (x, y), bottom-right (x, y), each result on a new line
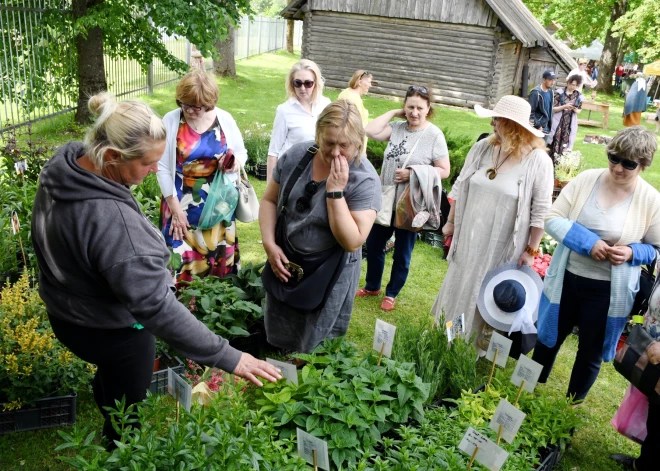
top-left (232, 353), bottom-right (283, 387)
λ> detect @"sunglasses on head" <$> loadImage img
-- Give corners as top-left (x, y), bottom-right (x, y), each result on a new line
top-left (407, 85), bottom-right (429, 96)
top-left (177, 101), bottom-right (204, 112)
top-left (292, 79), bottom-right (315, 89)
top-left (608, 152), bottom-right (639, 170)
top-left (296, 181), bottom-right (320, 211)
top-left (360, 71), bottom-right (370, 79)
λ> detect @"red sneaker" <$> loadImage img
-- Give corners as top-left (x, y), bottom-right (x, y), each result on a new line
top-left (355, 288), bottom-right (380, 298)
top-left (380, 296), bottom-right (396, 311)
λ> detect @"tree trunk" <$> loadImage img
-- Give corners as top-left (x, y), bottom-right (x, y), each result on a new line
top-left (73, 0), bottom-right (107, 124)
top-left (616, 36), bottom-right (626, 66)
top-left (286, 19), bottom-right (294, 53)
top-left (213, 25), bottom-right (236, 77)
top-left (597, 0), bottom-right (627, 94)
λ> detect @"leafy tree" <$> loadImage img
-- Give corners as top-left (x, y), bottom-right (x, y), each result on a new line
top-left (72, 0), bottom-right (252, 123)
top-left (614, 0), bottom-right (660, 62)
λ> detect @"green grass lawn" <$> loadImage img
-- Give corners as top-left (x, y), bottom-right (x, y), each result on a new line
top-left (1, 49), bottom-right (657, 471)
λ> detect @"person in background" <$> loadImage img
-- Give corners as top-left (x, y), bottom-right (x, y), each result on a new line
top-left (548, 74), bottom-right (585, 164)
top-left (32, 92), bottom-right (281, 447)
top-left (267, 59), bottom-right (331, 184)
top-left (623, 74), bottom-right (649, 127)
top-left (356, 85), bottom-right (450, 312)
top-left (338, 70), bottom-right (374, 152)
top-left (432, 95), bottom-right (553, 347)
top-left (260, 100), bottom-right (380, 353)
top-left (528, 70), bottom-right (557, 136)
top-left (567, 59), bottom-right (596, 92)
top-left (533, 126), bottom-right (660, 406)
top-left (157, 69), bottom-right (247, 288)
top-left (615, 64), bottom-right (625, 89)
top-left (590, 63), bottom-right (599, 81)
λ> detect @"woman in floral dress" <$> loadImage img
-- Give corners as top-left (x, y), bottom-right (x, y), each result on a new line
top-left (548, 74), bottom-right (585, 164)
top-left (157, 69), bottom-right (247, 287)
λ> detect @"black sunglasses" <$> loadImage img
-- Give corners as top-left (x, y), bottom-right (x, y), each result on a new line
top-left (608, 152), bottom-right (640, 170)
top-left (177, 100), bottom-right (204, 112)
top-left (407, 85), bottom-right (429, 96)
top-left (360, 71), bottom-right (370, 78)
top-left (296, 181), bottom-right (320, 211)
top-left (292, 79), bottom-right (315, 89)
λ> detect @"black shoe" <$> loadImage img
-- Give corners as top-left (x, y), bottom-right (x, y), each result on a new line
top-left (610, 454), bottom-right (635, 470)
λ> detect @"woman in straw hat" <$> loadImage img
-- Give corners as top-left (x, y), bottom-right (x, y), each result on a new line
top-left (432, 95), bottom-right (554, 350)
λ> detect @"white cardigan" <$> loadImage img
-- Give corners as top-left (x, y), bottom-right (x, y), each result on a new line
top-left (157, 107), bottom-right (247, 198)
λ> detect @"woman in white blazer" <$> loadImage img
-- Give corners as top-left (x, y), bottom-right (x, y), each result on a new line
top-left (157, 69), bottom-right (247, 288)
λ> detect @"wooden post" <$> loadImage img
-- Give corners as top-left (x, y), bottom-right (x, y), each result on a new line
top-left (286, 19), bottom-right (294, 53)
top-left (487, 349), bottom-right (499, 390)
top-left (514, 380), bottom-right (526, 407)
top-left (467, 447), bottom-right (479, 470)
top-left (496, 423), bottom-right (504, 445)
top-left (175, 389), bottom-right (180, 423)
top-left (17, 234), bottom-right (27, 268)
top-left (312, 449), bottom-right (318, 471)
top-left (377, 343), bottom-right (386, 366)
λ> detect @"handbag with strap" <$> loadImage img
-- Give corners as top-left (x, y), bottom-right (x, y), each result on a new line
top-left (261, 146), bottom-right (348, 314)
top-left (375, 125), bottom-right (429, 227)
top-left (235, 166), bottom-right (260, 223)
top-left (614, 324), bottom-right (660, 405)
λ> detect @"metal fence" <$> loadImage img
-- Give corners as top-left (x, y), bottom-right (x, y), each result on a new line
top-left (0, 1), bottom-right (302, 132)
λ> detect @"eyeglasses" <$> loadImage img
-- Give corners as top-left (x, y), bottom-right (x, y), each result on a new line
top-left (360, 71), bottom-right (370, 79)
top-left (292, 79), bottom-right (315, 89)
top-left (608, 152), bottom-right (640, 170)
top-left (177, 101), bottom-right (204, 112)
top-left (407, 85), bottom-right (429, 96)
top-left (296, 181), bottom-right (320, 211)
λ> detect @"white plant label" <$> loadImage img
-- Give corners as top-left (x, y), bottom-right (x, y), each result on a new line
top-left (167, 367), bottom-right (192, 412)
top-left (489, 399), bottom-right (526, 444)
top-left (373, 319), bottom-right (397, 358)
top-left (266, 358), bottom-right (299, 385)
top-left (486, 332), bottom-right (512, 368)
top-left (445, 313), bottom-right (465, 343)
top-left (458, 427), bottom-right (509, 471)
top-left (511, 355), bottom-right (544, 393)
top-left (297, 428), bottom-right (330, 470)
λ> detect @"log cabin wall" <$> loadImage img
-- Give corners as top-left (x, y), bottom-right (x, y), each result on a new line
top-left (491, 41), bottom-right (522, 102)
top-left (302, 10), bottom-right (499, 108)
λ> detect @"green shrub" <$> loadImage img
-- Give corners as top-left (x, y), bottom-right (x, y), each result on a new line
top-left (243, 126), bottom-right (270, 175)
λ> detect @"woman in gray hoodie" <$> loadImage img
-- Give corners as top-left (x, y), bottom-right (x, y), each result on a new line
top-left (31, 92), bottom-right (281, 446)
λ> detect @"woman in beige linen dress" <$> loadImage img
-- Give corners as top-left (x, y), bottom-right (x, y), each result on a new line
top-left (432, 96), bottom-right (554, 347)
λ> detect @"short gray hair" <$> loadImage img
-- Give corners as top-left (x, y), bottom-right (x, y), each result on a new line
top-left (607, 126), bottom-right (657, 170)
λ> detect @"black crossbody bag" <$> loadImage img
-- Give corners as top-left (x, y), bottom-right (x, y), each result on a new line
top-left (262, 146), bottom-right (348, 314)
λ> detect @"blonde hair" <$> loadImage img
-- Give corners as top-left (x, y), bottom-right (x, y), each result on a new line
top-left (488, 118), bottom-right (546, 155)
top-left (175, 69), bottom-right (219, 109)
top-left (348, 70), bottom-right (371, 89)
top-left (608, 126), bottom-right (656, 170)
top-left (316, 100), bottom-right (365, 164)
top-left (84, 92), bottom-right (166, 170)
top-left (285, 59), bottom-right (324, 103)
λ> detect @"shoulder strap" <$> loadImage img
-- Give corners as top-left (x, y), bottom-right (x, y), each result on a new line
top-left (281, 145), bottom-right (318, 208)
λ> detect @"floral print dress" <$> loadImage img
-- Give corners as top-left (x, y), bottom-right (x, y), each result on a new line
top-left (160, 117), bottom-right (239, 287)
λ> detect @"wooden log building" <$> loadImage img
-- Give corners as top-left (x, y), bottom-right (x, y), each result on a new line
top-left (281, 0), bottom-right (576, 108)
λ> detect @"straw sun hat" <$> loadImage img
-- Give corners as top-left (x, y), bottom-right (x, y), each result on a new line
top-left (474, 95), bottom-right (545, 138)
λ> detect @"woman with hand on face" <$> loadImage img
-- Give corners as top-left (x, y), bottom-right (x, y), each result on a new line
top-left (432, 96), bottom-right (554, 348)
top-left (533, 126), bottom-right (660, 405)
top-left (267, 59), bottom-right (331, 184)
top-left (338, 70), bottom-right (374, 150)
top-left (548, 74), bottom-right (584, 164)
top-left (356, 85), bottom-right (450, 312)
top-left (157, 69), bottom-right (247, 288)
top-left (260, 100), bottom-right (381, 353)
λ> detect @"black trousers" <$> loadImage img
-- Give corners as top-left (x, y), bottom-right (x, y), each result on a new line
top-left (532, 271), bottom-right (611, 402)
top-left (637, 400), bottom-right (660, 470)
top-left (49, 314), bottom-right (155, 445)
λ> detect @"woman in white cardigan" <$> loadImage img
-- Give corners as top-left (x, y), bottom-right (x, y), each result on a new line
top-left (157, 69), bottom-right (247, 287)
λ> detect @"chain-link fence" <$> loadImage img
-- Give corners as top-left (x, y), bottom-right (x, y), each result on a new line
top-left (0, 1), bottom-right (302, 132)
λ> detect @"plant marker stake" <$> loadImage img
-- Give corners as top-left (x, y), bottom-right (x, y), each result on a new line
top-left (514, 380), bottom-right (526, 407)
top-left (175, 389), bottom-right (180, 423)
top-left (496, 423), bottom-right (504, 445)
top-left (467, 446), bottom-right (479, 470)
top-left (377, 342), bottom-right (385, 366)
top-left (312, 448), bottom-right (318, 471)
top-left (17, 234), bottom-right (27, 268)
top-left (487, 348), bottom-right (499, 390)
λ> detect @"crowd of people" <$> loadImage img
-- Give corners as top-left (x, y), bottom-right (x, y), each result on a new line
top-left (29, 58), bottom-right (660, 468)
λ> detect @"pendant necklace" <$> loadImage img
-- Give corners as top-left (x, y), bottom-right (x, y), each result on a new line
top-left (485, 147), bottom-right (512, 180)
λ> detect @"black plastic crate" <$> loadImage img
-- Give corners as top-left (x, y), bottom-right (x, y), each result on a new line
top-left (0, 393), bottom-right (77, 435)
top-left (538, 444), bottom-right (562, 470)
top-left (149, 353), bottom-right (185, 395)
top-left (255, 164), bottom-right (268, 181)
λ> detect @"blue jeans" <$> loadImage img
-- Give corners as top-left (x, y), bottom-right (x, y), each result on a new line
top-left (365, 223), bottom-right (417, 298)
top-left (532, 271), bottom-right (611, 402)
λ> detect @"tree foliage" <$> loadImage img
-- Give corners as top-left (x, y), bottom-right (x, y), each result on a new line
top-left (613, 0), bottom-right (660, 62)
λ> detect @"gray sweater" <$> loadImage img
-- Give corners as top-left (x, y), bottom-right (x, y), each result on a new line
top-left (32, 142), bottom-right (241, 372)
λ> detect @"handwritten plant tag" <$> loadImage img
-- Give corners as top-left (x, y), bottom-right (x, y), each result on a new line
top-left (167, 367), bottom-right (192, 412)
top-left (373, 319), bottom-right (397, 358)
top-left (445, 313), bottom-right (465, 343)
top-left (14, 159), bottom-right (27, 175)
top-left (297, 428), bottom-right (330, 470)
top-left (511, 355), bottom-right (544, 393)
top-left (266, 358), bottom-right (299, 385)
top-left (489, 399), bottom-right (526, 444)
top-left (486, 332), bottom-right (512, 368)
top-left (10, 211), bottom-right (20, 236)
top-left (458, 427), bottom-right (509, 471)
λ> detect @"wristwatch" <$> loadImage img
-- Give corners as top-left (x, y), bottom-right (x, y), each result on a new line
top-left (326, 191), bottom-right (345, 199)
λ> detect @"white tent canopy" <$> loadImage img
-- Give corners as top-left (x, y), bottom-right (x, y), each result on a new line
top-left (570, 39), bottom-right (603, 61)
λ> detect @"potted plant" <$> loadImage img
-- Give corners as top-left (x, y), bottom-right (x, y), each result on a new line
top-left (554, 150), bottom-right (582, 201)
top-left (242, 125), bottom-right (270, 180)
